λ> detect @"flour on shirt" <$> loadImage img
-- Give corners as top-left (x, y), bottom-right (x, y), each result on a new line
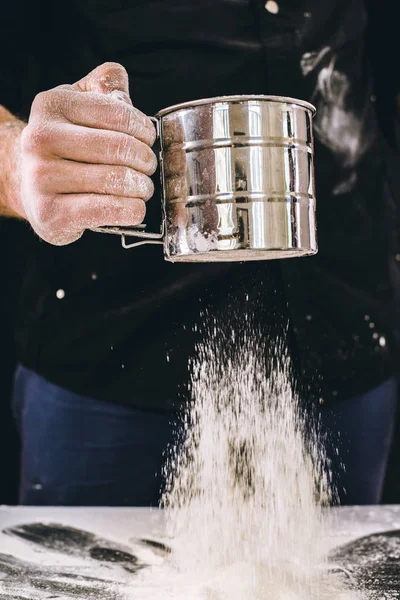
top-left (301, 47), bottom-right (376, 194)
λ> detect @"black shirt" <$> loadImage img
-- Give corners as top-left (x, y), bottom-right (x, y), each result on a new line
top-left (0, 0), bottom-right (397, 409)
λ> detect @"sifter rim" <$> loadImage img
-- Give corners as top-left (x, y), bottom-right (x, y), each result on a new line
top-left (156, 95), bottom-right (316, 118)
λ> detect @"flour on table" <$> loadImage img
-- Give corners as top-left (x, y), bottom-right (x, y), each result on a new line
top-left (161, 314), bottom-right (361, 599)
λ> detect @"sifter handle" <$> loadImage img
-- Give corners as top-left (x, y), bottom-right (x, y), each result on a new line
top-left (90, 116), bottom-right (165, 249)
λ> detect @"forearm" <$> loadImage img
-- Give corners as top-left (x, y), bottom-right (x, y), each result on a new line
top-left (0, 106), bottom-right (26, 218)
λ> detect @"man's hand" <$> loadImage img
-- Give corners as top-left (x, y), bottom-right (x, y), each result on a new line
top-left (18, 62), bottom-right (157, 245)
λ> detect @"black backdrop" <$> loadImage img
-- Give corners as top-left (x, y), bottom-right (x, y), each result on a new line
top-left (0, 219), bottom-right (21, 504)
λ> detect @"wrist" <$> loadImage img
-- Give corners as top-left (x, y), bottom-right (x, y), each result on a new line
top-left (0, 114), bottom-right (27, 219)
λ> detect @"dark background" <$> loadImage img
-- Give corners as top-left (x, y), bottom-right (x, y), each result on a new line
top-left (0, 219), bottom-right (23, 504)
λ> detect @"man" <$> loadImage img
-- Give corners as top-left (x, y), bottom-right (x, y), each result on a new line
top-left (0, 0), bottom-right (397, 506)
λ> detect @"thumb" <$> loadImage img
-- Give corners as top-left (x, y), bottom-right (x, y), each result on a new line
top-left (74, 62), bottom-right (132, 104)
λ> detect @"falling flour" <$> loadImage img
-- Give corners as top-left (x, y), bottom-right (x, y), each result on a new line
top-left (161, 315), bottom-right (363, 599)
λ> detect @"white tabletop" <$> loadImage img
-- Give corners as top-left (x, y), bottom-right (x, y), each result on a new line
top-left (0, 505), bottom-right (399, 599)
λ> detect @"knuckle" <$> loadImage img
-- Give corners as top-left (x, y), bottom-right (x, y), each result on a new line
top-left (21, 125), bottom-right (52, 155)
top-left (31, 91), bottom-right (49, 113)
top-left (31, 89), bottom-right (62, 117)
top-left (54, 90), bottom-right (76, 119)
top-left (20, 126), bottom-right (34, 154)
top-left (33, 195), bottom-right (55, 226)
top-left (27, 158), bottom-right (48, 184)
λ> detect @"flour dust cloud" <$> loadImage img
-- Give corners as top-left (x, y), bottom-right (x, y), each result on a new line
top-left (161, 312), bottom-right (361, 599)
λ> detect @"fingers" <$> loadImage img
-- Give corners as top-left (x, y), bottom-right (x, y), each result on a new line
top-left (22, 122), bottom-right (158, 176)
top-left (65, 194), bottom-right (146, 229)
top-left (37, 160), bottom-right (154, 200)
top-left (74, 62), bottom-right (130, 96)
top-left (72, 63), bottom-right (157, 145)
top-left (32, 88), bottom-right (156, 146)
top-left (30, 194), bottom-right (146, 246)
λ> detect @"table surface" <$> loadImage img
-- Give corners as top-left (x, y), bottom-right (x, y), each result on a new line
top-left (0, 505), bottom-right (400, 599)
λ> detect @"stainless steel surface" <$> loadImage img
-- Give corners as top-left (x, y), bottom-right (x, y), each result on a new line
top-left (94, 95), bottom-right (317, 262)
top-left (156, 94), bottom-right (316, 116)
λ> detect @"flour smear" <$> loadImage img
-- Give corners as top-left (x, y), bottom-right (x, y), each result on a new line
top-left (161, 315), bottom-right (362, 600)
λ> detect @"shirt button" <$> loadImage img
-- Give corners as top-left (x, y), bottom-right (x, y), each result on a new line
top-left (265, 0), bottom-right (279, 14)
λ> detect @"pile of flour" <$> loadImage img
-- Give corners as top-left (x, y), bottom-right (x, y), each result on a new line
top-left (161, 320), bottom-right (362, 600)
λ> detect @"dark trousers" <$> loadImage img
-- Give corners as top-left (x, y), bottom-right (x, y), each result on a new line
top-left (319, 377), bottom-right (397, 505)
top-left (13, 365), bottom-right (397, 506)
top-left (12, 365), bottom-right (177, 506)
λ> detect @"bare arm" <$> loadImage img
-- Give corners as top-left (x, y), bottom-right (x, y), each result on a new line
top-left (0, 106), bottom-right (26, 218)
